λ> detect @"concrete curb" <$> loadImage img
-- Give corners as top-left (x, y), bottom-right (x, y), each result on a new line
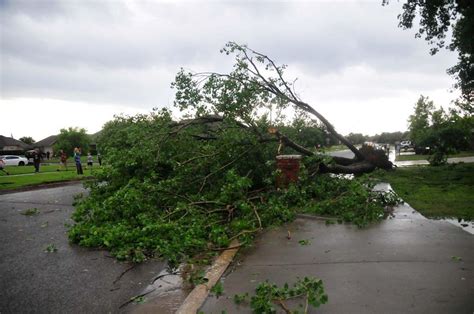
top-left (176, 240), bottom-right (240, 314)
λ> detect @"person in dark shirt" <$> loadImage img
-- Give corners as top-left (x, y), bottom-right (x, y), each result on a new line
top-left (33, 149), bottom-right (41, 173)
top-left (74, 147), bottom-right (83, 175)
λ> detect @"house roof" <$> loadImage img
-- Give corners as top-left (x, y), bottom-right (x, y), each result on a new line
top-left (34, 135), bottom-right (58, 147)
top-left (0, 135), bottom-right (29, 148)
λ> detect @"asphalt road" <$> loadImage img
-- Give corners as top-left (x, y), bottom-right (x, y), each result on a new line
top-left (328, 149), bottom-right (355, 159)
top-left (0, 184), bottom-right (166, 313)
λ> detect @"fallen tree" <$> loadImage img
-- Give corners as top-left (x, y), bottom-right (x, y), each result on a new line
top-left (68, 43), bottom-right (398, 265)
top-left (173, 42), bottom-right (392, 174)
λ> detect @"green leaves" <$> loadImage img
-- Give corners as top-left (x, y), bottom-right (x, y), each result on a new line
top-left (44, 244), bottom-right (58, 253)
top-left (54, 127), bottom-right (90, 156)
top-left (210, 281), bottom-right (224, 298)
top-left (235, 277), bottom-right (328, 313)
top-left (298, 239), bottom-right (310, 246)
top-left (451, 256), bottom-right (462, 262)
top-left (68, 46), bottom-right (400, 265)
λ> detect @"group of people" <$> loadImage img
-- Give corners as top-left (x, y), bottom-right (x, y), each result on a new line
top-left (61, 148), bottom-right (101, 175)
top-left (31, 148), bottom-right (101, 174)
top-left (0, 148), bottom-right (103, 176)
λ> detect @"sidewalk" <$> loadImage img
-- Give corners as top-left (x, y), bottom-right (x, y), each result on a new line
top-left (199, 193), bottom-right (473, 313)
top-left (394, 156), bottom-right (474, 167)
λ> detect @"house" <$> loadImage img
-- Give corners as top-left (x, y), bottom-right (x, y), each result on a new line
top-left (0, 135), bottom-right (29, 155)
top-left (33, 131), bottom-right (103, 157)
top-left (34, 135), bottom-right (58, 157)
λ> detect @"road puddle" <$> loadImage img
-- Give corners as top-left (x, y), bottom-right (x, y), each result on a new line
top-left (442, 218), bottom-right (474, 235)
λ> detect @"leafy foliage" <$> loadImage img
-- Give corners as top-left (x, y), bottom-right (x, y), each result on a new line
top-left (210, 281), bottom-right (224, 298)
top-left (68, 109), bottom-right (400, 264)
top-left (54, 127), bottom-right (91, 156)
top-left (407, 95), bottom-right (473, 165)
top-left (346, 132), bottom-right (409, 145)
top-left (298, 171), bottom-right (399, 227)
top-left (234, 277), bottom-right (328, 313)
top-left (69, 43), bottom-right (400, 265)
top-left (19, 136), bottom-right (35, 144)
top-left (44, 244), bottom-right (58, 253)
top-left (384, 0), bottom-right (474, 102)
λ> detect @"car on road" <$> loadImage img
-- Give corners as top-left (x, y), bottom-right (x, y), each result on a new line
top-left (400, 140), bottom-right (413, 150)
top-left (0, 155), bottom-right (29, 166)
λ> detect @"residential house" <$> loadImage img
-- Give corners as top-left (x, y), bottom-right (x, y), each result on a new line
top-left (0, 135), bottom-right (29, 155)
top-left (34, 135), bottom-right (58, 157)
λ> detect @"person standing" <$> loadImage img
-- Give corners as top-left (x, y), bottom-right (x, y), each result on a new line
top-left (59, 150), bottom-right (68, 171)
top-left (87, 152), bottom-right (93, 169)
top-left (97, 152), bottom-right (102, 166)
top-left (0, 159), bottom-right (10, 175)
top-left (33, 149), bottom-right (41, 173)
top-left (74, 147), bottom-right (83, 175)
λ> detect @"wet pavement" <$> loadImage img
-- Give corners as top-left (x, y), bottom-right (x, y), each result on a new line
top-left (125, 267), bottom-right (190, 314)
top-left (0, 184), bottom-right (166, 313)
top-left (328, 147), bottom-right (474, 167)
top-left (200, 191), bottom-right (474, 313)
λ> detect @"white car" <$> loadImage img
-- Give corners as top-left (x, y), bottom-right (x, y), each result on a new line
top-left (400, 140), bottom-right (413, 150)
top-left (0, 155), bottom-right (29, 166)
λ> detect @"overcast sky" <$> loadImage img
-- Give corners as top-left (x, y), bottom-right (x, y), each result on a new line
top-left (0, 0), bottom-right (459, 141)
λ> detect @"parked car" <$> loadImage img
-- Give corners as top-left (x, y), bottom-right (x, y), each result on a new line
top-left (400, 140), bottom-right (413, 150)
top-left (0, 155), bottom-right (29, 166)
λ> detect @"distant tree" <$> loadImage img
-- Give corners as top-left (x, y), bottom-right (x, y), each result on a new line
top-left (54, 127), bottom-right (90, 156)
top-left (384, 0), bottom-right (474, 102)
top-left (346, 133), bottom-right (367, 145)
top-left (408, 95), bottom-right (435, 146)
top-left (377, 131), bottom-right (408, 144)
top-left (281, 111), bottom-right (326, 149)
top-left (19, 136), bottom-right (35, 144)
top-left (407, 95), bottom-right (473, 165)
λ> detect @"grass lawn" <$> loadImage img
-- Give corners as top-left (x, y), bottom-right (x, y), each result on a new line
top-left (4, 165), bottom-right (75, 175)
top-left (4, 164), bottom-right (100, 175)
top-left (396, 151), bottom-right (474, 161)
top-left (374, 163), bottom-right (474, 220)
top-left (0, 171), bottom-right (90, 190)
top-left (48, 155), bottom-right (94, 163)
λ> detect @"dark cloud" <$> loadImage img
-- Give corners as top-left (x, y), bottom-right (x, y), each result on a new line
top-left (0, 0), bottom-right (457, 108)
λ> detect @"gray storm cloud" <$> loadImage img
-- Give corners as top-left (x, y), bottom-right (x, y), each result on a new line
top-left (1, 0), bottom-right (457, 110)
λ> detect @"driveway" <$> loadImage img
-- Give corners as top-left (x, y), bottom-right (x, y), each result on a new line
top-left (0, 184), bottom-right (166, 313)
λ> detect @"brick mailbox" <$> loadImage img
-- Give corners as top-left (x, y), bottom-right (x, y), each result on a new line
top-left (276, 155), bottom-right (302, 188)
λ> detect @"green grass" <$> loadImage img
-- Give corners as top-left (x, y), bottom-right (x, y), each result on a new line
top-left (4, 164), bottom-right (100, 175)
top-left (0, 168), bottom-right (93, 190)
top-left (396, 151), bottom-right (474, 161)
top-left (4, 165), bottom-right (75, 175)
top-left (47, 155), bottom-right (93, 163)
top-left (374, 163), bottom-right (474, 220)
